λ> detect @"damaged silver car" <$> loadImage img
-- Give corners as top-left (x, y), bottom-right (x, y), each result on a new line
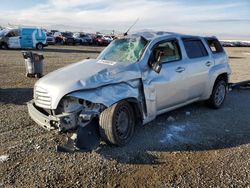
top-left (28, 32), bottom-right (231, 148)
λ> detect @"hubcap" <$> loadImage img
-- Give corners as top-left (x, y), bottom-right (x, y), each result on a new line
top-left (118, 111), bottom-right (129, 133)
top-left (214, 83), bottom-right (226, 106)
top-left (38, 44), bottom-right (42, 50)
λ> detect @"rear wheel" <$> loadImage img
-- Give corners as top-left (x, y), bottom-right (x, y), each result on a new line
top-left (207, 79), bottom-right (227, 109)
top-left (99, 101), bottom-right (135, 146)
top-left (36, 43), bottom-right (43, 50)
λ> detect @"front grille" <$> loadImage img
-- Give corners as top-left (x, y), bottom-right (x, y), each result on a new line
top-left (34, 87), bottom-right (51, 109)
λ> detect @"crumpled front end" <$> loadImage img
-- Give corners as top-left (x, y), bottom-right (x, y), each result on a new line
top-left (28, 79), bottom-right (143, 132)
top-left (28, 57), bottom-right (144, 132)
top-left (28, 95), bottom-right (106, 131)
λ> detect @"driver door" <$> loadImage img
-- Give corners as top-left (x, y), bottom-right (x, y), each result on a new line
top-left (7, 29), bottom-right (21, 48)
top-left (146, 39), bottom-right (188, 111)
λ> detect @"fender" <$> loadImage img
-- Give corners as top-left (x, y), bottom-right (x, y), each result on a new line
top-left (68, 80), bottom-right (141, 107)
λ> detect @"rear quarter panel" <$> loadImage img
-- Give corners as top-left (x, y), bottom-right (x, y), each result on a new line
top-left (202, 52), bottom-right (231, 99)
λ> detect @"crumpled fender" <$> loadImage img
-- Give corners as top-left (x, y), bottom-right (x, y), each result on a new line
top-left (68, 80), bottom-right (140, 107)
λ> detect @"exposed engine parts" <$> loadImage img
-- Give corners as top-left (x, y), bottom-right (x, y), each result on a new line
top-left (52, 96), bottom-right (105, 131)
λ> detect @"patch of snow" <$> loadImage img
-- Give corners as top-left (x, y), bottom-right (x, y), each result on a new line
top-left (160, 122), bottom-right (199, 145)
top-left (0, 155), bottom-right (9, 162)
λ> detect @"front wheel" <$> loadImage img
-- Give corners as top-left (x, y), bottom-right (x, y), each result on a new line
top-left (0, 43), bottom-right (8, 49)
top-left (207, 79), bottom-right (227, 109)
top-left (99, 101), bottom-right (135, 146)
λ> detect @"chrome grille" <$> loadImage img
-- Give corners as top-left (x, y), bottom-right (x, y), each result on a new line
top-left (34, 87), bottom-right (51, 109)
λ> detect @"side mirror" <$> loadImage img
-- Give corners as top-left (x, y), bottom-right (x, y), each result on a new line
top-left (152, 61), bottom-right (162, 74)
top-left (148, 52), bottom-right (162, 74)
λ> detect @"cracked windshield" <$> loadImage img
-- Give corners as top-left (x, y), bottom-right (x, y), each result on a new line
top-left (97, 37), bottom-right (147, 63)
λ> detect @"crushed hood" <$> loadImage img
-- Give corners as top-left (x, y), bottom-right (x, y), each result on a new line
top-left (34, 59), bottom-right (142, 109)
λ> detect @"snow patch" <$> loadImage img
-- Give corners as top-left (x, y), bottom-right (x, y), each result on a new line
top-left (160, 122), bottom-right (199, 145)
top-left (0, 155), bottom-right (9, 162)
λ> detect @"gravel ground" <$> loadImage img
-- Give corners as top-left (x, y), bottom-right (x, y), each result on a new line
top-left (0, 46), bottom-right (250, 187)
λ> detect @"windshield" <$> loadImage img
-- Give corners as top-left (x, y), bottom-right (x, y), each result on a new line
top-left (0, 29), bottom-right (8, 37)
top-left (62, 32), bottom-right (72, 37)
top-left (46, 32), bottom-right (53, 37)
top-left (97, 37), bottom-right (147, 63)
top-left (80, 34), bottom-right (87, 37)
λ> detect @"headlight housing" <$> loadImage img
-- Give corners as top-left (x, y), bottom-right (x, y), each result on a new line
top-left (58, 96), bottom-right (81, 113)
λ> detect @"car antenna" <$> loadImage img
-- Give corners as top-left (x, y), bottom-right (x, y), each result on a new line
top-left (124, 18), bottom-right (139, 36)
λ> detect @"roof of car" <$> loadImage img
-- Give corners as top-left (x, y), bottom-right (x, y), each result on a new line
top-left (131, 31), bottom-right (202, 41)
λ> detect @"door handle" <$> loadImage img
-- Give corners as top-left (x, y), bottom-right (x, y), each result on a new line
top-left (205, 61), bottom-right (212, 67)
top-left (175, 67), bottom-right (185, 73)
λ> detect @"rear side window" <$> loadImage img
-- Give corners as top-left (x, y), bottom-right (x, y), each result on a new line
top-left (206, 38), bottom-right (224, 53)
top-left (183, 39), bottom-right (208, 59)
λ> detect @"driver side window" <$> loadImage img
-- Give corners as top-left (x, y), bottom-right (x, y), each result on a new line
top-left (6, 30), bottom-right (19, 37)
top-left (153, 40), bottom-right (181, 63)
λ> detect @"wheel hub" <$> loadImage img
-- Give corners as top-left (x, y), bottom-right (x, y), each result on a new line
top-left (215, 84), bottom-right (226, 105)
top-left (115, 107), bottom-right (130, 139)
top-left (117, 111), bottom-right (129, 133)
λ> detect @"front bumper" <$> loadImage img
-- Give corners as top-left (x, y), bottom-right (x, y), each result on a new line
top-left (27, 100), bottom-right (56, 131)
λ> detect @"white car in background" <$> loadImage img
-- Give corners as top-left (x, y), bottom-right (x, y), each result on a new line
top-left (103, 35), bottom-right (113, 43)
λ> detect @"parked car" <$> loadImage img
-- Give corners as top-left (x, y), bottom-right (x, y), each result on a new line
top-left (93, 35), bottom-right (110, 46)
top-left (46, 32), bottom-right (55, 45)
top-left (28, 31), bottom-right (231, 147)
top-left (73, 32), bottom-right (93, 45)
top-left (103, 35), bottom-right (113, 43)
top-left (61, 32), bottom-right (77, 45)
top-left (0, 27), bottom-right (47, 50)
top-left (54, 32), bottom-right (64, 44)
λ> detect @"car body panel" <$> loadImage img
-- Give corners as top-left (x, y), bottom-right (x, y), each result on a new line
top-left (34, 59), bottom-right (142, 109)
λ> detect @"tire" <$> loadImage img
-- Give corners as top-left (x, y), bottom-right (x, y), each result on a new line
top-left (99, 101), bottom-right (135, 146)
top-left (1, 43), bottom-right (8, 49)
top-left (36, 43), bottom-right (43, 50)
top-left (207, 79), bottom-right (227, 109)
top-left (35, 73), bottom-right (42, 78)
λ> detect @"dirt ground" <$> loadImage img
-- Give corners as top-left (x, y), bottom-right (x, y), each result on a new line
top-left (0, 46), bottom-right (250, 187)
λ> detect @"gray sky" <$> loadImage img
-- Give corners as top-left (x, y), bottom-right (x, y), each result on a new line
top-left (0, 0), bottom-right (249, 40)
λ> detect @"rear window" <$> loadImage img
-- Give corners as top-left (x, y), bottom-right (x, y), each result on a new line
top-left (183, 39), bottom-right (208, 59)
top-left (206, 38), bottom-right (224, 53)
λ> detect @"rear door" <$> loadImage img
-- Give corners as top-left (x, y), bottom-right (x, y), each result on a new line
top-left (181, 38), bottom-right (213, 100)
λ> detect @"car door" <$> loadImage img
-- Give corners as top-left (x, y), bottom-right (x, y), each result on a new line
top-left (6, 29), bottom-right (21, 48)
top-left (146, 39), bottom-right (188, 111)
top-left (181, 38), bottom-right (213, 100)
top-left (20, 28), bottom-right (34, 48)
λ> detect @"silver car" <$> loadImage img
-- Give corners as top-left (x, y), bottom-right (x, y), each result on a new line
top-left (28, 32), bottom-right (231, 146)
